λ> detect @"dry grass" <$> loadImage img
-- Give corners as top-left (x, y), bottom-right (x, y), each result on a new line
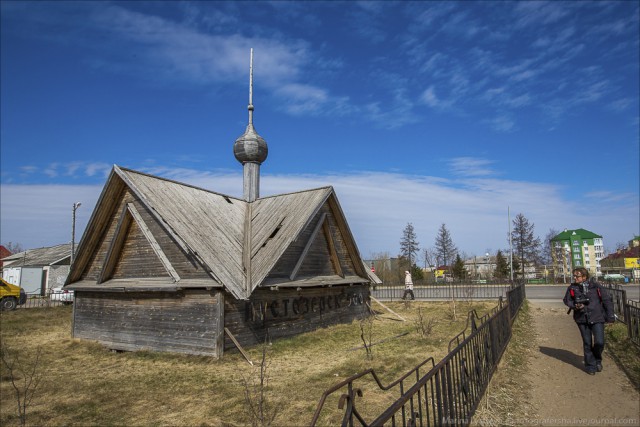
top-left (472, 301), bottom-right (538, 426)
top-left (605, 321), bottom-right (640, 391)
top-left (1, 300), bottom-right (497, 426)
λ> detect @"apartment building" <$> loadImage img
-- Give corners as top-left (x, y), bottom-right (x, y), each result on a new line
top-left (551, 228), bottom-right (604, 280)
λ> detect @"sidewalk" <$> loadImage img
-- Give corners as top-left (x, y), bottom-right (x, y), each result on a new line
top-left (527, 301), bottom-right (639, 426)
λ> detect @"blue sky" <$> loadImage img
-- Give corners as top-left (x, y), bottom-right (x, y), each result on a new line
top-left (1, 1), bottom-right (638, 261)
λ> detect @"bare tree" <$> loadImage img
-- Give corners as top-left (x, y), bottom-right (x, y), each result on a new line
top-left (359, 315), bottom-right (374, 360)
top-left (423, 247), bottom-right (437, 269)
top-left (369, 251), bottom-right (393, 284)
top-left (2, 242), bottom-right (24, 254)
top-left (241, 343), bottom-right (280, 427)
top-left (541, 228), bottom-right (559, 266)
top-left (1, 343), bottom-right (43, 427)
top-left (414, 308), bottom-right (436, 337)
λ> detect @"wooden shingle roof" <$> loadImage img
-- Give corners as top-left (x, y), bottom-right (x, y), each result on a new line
top-left (68, 166), bottom-right (368, 300)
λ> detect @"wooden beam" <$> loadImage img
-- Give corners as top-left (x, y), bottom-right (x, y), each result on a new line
top-left (127, 203), bottom-right (181, 283)
top-left (290, 213), bottom-right (327, 281)
top-left (327, 195), bottom-right (368, 278)
top-left (323, 219), bottom-right (343, 278)
top-left (98, 205), bottom-right (132, 284)
top-left (225, 328), bottom-right (253, 365)
top-left (370, 296), bottom-right (407, 322)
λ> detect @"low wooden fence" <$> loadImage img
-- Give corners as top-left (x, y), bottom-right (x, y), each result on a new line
top-left (310, 283), bottom-right (526, 426)
top-left (604, 284), bottom-right (640, 347)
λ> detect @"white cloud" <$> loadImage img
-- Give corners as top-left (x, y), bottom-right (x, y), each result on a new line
top-left (420, 86), bottom-right (452, 110)
top-left (488, 115), bottom-right (516, 133)
top-left (2, 169), bottom-right (637, 259)
top-left (448, 158), bottom-right (497, 177)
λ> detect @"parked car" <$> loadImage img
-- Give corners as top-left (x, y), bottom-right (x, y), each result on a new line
top-left (1, 278), bottom-right (27, 310)
top-left (50, 286), bottom-right (74, 304)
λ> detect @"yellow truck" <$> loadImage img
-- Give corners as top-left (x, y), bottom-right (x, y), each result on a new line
top-left (0, 278), bottom-right (27, 310)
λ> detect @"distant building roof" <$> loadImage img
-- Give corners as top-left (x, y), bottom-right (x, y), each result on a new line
top-left (551, 228), bottom-right (602, 241)
top-left (1, 243), bottom-right (71, 267)
top-left (602, 246), bottom-right (640, 260)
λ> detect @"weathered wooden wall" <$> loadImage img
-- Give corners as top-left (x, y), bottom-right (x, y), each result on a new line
top-left (224, 284), bottom-right (370, 350)
top-left (82, 189), bottom-right (211, 282)
top-left (268, 204), bottom-right (357, 280)
top-left (73, 290), bottom-right (224, 356)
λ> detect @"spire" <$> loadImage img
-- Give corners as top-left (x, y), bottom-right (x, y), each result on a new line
top-left (233, 48), bottom-right (268, 202)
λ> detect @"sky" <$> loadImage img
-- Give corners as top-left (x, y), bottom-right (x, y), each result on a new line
top-left (1, 1), bottom-right (639, 263)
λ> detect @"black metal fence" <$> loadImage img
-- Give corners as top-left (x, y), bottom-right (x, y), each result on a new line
top-left (604, 284), bottom-right (640, 347)
top-left (371, 283), bottom-right (513, 301)
top-left (16, 295), bottom-right (70, 309)
top-left (310, 283), bottom-right (526, 427)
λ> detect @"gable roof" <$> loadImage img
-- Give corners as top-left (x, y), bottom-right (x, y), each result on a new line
top-left (1, 243), bottom-right (71, 267)
top-left (69, 166), bottom-right (368, 299)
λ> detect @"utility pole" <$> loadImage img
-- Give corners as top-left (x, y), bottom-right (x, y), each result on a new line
top-left (508, 207), bottom-right (513, 282)
top-left (71, 202), bottom-right (82, 264)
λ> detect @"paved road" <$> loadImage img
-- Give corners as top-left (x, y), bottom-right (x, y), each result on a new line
top-left (526, 284), bottom-right (639, 301)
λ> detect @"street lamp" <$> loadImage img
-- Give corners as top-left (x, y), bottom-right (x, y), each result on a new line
top-left (71, 202), bottom-right (82, 264)
top-left (485, 252), bottom-right (490, 279)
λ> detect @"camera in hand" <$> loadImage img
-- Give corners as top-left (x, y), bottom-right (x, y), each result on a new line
top-left (574, 295), bottom-right (589, 306)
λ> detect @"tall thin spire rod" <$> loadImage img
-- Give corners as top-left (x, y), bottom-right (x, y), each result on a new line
top-left (248, 48), bottom-right (254, 125)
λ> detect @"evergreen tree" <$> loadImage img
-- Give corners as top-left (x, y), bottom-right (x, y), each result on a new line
top-left (452, 254), bottom-right (467, 280)
top-left (399, 223), bottom-right (420, 267)
top-left (434, 223), bottom-right (457, 268)
top-left (411, 264), bottom-right (424, 280)
top-left (495, 250), bottom-right (509, 279)
top-left (510, 213), bottom-right (541, 277)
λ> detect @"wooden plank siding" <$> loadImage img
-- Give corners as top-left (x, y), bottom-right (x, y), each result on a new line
top-left (81, 188), bottom-right (213, 284)
top-left (73, 290), bottom-right (224, 356)
top-left (81, 187), bottom-right (130, 282)
top-left (122, 169), bottom-right (247, 297)
top-left (223, 285), bottom-right (370, 350)
top-left (67, 166), bottom-right (373, 358)
top-left (249, 188), bottom-right (332, 290)
top-left (265, 202), bottom-right (357, 283)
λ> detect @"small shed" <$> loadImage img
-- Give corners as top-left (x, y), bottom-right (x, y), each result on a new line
top-left (2, 243), bottom-right (71, 295)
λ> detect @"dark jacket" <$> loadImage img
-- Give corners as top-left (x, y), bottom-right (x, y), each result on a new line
top-left (563, 278), bottom-right (615, 324)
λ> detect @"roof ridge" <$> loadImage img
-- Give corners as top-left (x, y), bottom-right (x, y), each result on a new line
top-left (116, 166), bottom-right (246, 202)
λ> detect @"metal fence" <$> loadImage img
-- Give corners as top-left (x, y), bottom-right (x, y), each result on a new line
top-left (625, 300), bottom-right (640, 347)
top-left (604, 284), bottom-right (639, 347)
top-left (371, 283), bottom-right (514, 302)
top-left (310, 283), bottom-right (526, 427)
top-left (16, 295), bottom-right (70, 309)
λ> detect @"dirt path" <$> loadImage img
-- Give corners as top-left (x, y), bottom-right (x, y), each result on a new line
top-left (527, 300), bottom-right (639, 426)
